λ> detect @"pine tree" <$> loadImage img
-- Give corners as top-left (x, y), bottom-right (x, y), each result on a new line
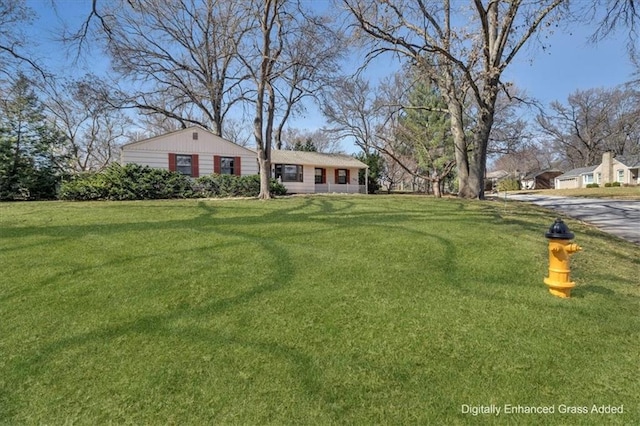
top-left (396, 81), bottom-right (456, 197)
top-left (0, 75), bottom-right (69, 200)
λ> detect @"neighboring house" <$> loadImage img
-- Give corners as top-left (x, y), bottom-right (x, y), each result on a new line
top-left (613, 155), bottom-right (640, 185)
top-left (554, 166), bottom-right (597, 189)
top-left (554, 152), bottom-right (640, 189)
top-left (520, 169), bottom-right (563, 190)
top-left (120, 126), bottom-right (368, 194)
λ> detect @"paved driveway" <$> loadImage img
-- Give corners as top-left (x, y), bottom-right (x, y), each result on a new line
top-left (502, 193), bottom-right (640, 245)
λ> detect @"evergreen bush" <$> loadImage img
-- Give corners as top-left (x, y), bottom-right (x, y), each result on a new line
top-left (497, 178), bottom-right (520, 192)
top-left (60, 165), bottom-right (287, 201)
top-left (59, 164), bottom-right (193, 201)
top-left (195, 174), bottom-right (286, 198)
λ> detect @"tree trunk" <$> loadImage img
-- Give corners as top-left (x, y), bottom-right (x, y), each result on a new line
top-left (254, 112), bottom-right (272, 199)
top-left (467, 84), bottom-right (500, 200)
top-left (448, 99), bottom-right (474, 198)
top-left (257, 152), bottom-right (271, 200)
top-left (432, 180), bottom-right (442, 198)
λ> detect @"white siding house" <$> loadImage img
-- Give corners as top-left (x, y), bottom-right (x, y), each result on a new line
top-left (612, 156), bottom-right (640, 185)
top-left (554, 152), bottom-right (640, 189)
top-left (120, 126), bottom-right (369, 194)
top-left (271, 150), bottom-right (368, 194)
top-left (120, 126), bottom-right (258, 177)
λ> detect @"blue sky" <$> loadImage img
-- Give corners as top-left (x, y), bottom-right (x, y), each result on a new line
top-left (24, 1), bottom-right (637, 149)
top-left (503, 21), bottom-right (635, 105)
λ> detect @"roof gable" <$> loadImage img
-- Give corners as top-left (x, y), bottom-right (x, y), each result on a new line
top-left (522, 169), bottom-right (563, 179)
top-left (122, 126), bottom-right (256, 156)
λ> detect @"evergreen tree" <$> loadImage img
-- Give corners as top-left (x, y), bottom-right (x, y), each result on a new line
top-left (292, 138), bottom-right (318, 152)
top-left (0, 75), bottom-right (69, 200)
top-left (395, 81), bottom-right (455, 197)
top-left (356, 151), bottom-right (383, 194)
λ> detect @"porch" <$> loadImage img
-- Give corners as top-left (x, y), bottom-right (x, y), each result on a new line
top-left (314, 183), bottom-right (367, 194)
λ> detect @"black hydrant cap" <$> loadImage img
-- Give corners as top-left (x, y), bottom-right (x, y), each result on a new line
top-left (545, 218), bottom-right (575, 239)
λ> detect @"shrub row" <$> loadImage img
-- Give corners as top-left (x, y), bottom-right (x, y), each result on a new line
top-left (59, 163), bottom-right (287, 201)
top-left (195, 173), bottom-right (286, 198)
top-left (586, 182), bottom-right (623, 188)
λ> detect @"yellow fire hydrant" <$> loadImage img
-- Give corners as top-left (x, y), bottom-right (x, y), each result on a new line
top-left (544, 218), bottom-right (582, 298)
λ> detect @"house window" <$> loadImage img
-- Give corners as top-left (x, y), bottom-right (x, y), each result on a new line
top-left (169, 153), bottom-right (199, 177)
top-left (176, 155), bottom-right (193, 176)
top-left (583, 173), bottom-right (594, 184)
top-left (617, 169), bottom-right (624, 182)
top-left (336, 169), bottom-right (348, 184)
top-left (596, 173), bottom-right (601, 184)
top-left (221, 157), bottom-right (235, 175)
top-left (315, 168), bottom-right (326, 184)
top-left (192, 132), bottom-right (199, 140)
top-left (275, 164), bottom-right (303, 182)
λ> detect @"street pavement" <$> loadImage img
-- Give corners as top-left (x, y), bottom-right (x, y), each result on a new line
top-left (498, 193), bottom-right (640, 245)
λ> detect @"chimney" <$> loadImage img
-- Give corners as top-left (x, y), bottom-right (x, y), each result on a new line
top-left (601, 152), bottom-right (613, 185)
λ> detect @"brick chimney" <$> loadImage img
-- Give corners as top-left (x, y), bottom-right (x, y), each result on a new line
top-left (601, 151), bottom-right (613, 185)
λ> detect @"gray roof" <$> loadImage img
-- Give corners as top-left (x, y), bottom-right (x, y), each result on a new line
top-left (486, 170), bottom-right (510, 179)
top-left (271, 150), bottom-right (368, 168)
top-left (522, 169), bottom-right (564, 179)
top-left (556, 165), bottom-right (598, 179)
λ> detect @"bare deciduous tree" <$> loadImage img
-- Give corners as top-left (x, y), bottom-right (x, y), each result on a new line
top-left (0, 0), bottom-right (46, 79)
top-left (98, 0), bottom-right (253, 135)
top-left (245, 0), bottom-right (285, 199)
top-left (342, 0), bottom-right (569, 199)
top-left (322, 76), bottom-right (381, 150)
top-left (42, 76), bottom-right (132, 172)
top-left (537, 87), bottom-right (640, 168)
top-left (272, 11), bottom-right (343, 149)
top-left (280, 128), bottom-right (343, 153)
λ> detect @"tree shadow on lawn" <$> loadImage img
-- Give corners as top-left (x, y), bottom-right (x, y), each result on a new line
top-left (7, 197), bottom-right (636, 422)
top-left (2, 204), bottom-right (302, 421)
top-left (2, 197), bottom-right (467, 422)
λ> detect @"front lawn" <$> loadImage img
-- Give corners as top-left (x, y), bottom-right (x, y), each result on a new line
top-left (1, 196), bottom-right (638, 424)
top-left (519, 186), bottom-right (640, 199)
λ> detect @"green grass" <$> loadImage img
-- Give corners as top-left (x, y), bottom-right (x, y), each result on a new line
top-left (516, 186), bottom-right (640, 199)
top-left (1, 196), bottom-right (639, 425)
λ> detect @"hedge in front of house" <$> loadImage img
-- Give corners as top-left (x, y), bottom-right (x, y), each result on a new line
top-left (59, 164), bottom-right (194, 201)
top-left (195, 174), bottom-right (287, 198)
top-left (59, 164), bottom-right (287, 201)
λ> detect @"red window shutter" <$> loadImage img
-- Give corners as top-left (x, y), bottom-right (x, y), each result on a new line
top-left (346, 169), bottom-right (351, 183)
top-left (335, 169), bottom-right (339, 184)
top-left (214, 155), bottom-right (221, 174)
top-left (168, 153), bottom-right (177, 172)
top-left (192, 154), bottom-right (199, 177)
top-left (234, 156), bottom-right (241, 175)
top-left (322, 168), bottom-right (326, 184)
